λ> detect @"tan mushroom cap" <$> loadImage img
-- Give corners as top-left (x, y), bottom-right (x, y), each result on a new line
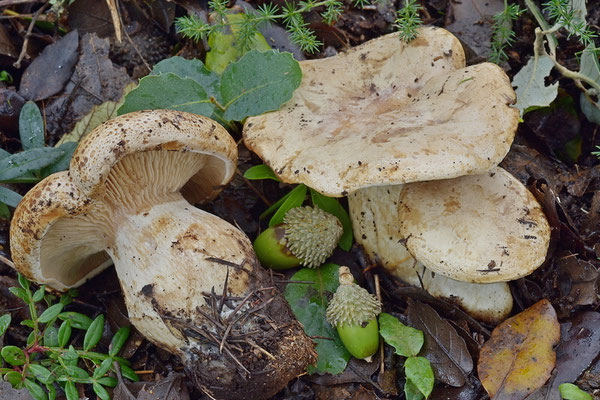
top-left (10, 110), bottom-right (237, 290)
top-left (348, 185), bottom-right (512, 322)
top-left (243, 27), bottom-right (519, 197)
top-left (399, 166), bottom-right (550, 283)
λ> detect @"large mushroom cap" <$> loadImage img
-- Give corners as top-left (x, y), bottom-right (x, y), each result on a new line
top-left (10, 109), bottom-right (237, 290)
top-left (399, 166), bottom-right (550, 283)
top-left (243, 26), bottom-right (519, 196)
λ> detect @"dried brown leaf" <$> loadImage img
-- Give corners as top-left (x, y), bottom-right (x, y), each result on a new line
top-left (478, 299), bottom-right (560, 400)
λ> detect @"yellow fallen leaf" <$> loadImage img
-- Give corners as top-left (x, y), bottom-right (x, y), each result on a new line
top-left (477, 299), bottom-right (560, 400)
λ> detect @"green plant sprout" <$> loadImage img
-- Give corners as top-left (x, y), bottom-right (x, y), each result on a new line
top-left (176, 0), bottom-right (423, 54)
top-left (0, 70), bottom-right (13, 84)
top-left (0, 274), bottom-right (138, 400)
top-left (489, 1), bottom-right (525, 64)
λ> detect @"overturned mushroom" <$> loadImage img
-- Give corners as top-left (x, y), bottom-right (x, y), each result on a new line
top-left (243, 27), bottom-right (548, 321)
top-left (10, 110), bottom-right (315, 400)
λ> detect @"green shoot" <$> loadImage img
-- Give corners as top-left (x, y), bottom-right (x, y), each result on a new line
top-left (395, 0), bottom-right (423, 43)
top-left (0, 275), bottom-right (138, 400)
top-left (0, 70), bottom-right (12, 84)
top-left (489, 1), bottom-right (524, 64)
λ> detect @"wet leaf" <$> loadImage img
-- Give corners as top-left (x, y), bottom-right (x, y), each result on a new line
top-left (221, 50), bottom-right (302, 121)
top-left (0, 186), bottom-right (23, 208)
top-left (284, 263), bottom-right (351, 374)
top-left (1, 346), bottom-right (25, 366)
top-left (19, 30), bottom-right (79, 101)
top-left (18, 102), bottom-right (45, 150)
top-left (378, 312), bottom-right (423, 357)
top-left (512, 54), bottom-right (559, 116)
top-left (405, 356), bottom-right (435, 398)
top-left (558, 383), bottom-right (592, 400)
top-left (0, 148), bottom-right (65, 182)
top-left (407, 301), bottom-right (473, 387)
top-left (151, 57), bottom-right (221, 102)
top-left (39, 142), bottom-right (78, 178)
top-left (478, 299), bottom-right (560, 399)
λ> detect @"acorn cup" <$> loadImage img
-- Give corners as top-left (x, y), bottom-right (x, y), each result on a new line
top-left (326, 266), bottom-right (382, 360)
top-left (253, 206), bottom-right (343, 269)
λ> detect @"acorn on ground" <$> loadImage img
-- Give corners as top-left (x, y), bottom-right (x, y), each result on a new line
top-left (326, 266), bottom-right (382, 360)
top-left (253, 206), bottom-right (343, 269)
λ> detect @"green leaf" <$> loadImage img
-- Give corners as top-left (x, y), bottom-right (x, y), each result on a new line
top-left (120, 365), bottom-right (139, 382)
top-left (243, 164), bottom-right (281, 181)
top-left (221, 50), bottom-right (302, 121)
top-left (40, 142), bottom-right (77, 178)
top-left (28, 364), bottom-right (54, 385)
top-left (96, 376), bottom-right (118, 387)
top-left (269, 184), bottom-right (307, 226)
top-left (1, 346), bottom-right (26, 366)
top-left (43, 325), bottom-right (59, 347)
top-left (64, 381), bottom-right (78, 400)
top-left (378, 313), bottom-right (424, 357)
top-left (9, 287), bottom-right (28, 302)
top-left (151, 56), bottom-right (222, 102)
top-left (0, 148), bottom-right (66, 182)
top-left (18, 274), bottom-right (30, 290)
top-left (117, 74), bottom-right (214, 117)
top-left (404, 378), bottom-right (425, 400)
top-left (83, 314), bottom-right (105, 351)
top-left (38, 304), bottom-right (64, 324)
top-left (0, 314), bottom-right (11, 336)
top-left (45, 383), bottom-right (56, 400)
top-left (559, 383), bottom-right (593, 400)
top-left (58, 312), bottom-right (92, 330)
top-left (19, 102), bottom-right (45, 150)
top-left (32, 286), bottom-right (45, 302)
top-left (512, 53), bottom-right (558, 116)
top-left (405, 356), bottom-right (435, 398)
top-left (0, 186), bottom-right (23, 208)
top-left (23, 378), bottom-right (47, 400)
top-left (58, 320), bottom-right (72, 347)
top-left (260, 189), bottom-right (292, 220)
top-left (20, 319), bottom-right (34, 328)
top-left (109, 325), bottom-right (130, 356)
top-left (93, 382), bottom-right (110, 400)
top-left (578, 45), bottom-right (600, 124)
top-left (0, 202), bottom-right (10, 219)
top-left (93, 357), bottom-right (113, 379)
top-left (64, 365), bottom-right (90, 381)
top-left (4, 370), bottom-right (23, 387)
top-left (310, 189), bottom-right (353, 251)
top-left (283, 263), bottom-right (350, 374)
top-left (62, 346), bottom-right (79, 365)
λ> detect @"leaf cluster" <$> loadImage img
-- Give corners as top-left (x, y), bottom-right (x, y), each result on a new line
top-left (118, 50), bottom-right (302, 127)
top-left (244, 164), bottom-right (353, 251)
top-left (0, 102), bottom-right (76, 219)
top-left (395, 0), bottom-right (423, 43)
top-left (0, 275), bottom-right (137, 400)
top-left (489, 1), bottom-right (525, 64)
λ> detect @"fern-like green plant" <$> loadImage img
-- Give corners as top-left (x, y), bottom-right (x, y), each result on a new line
top-left (489, 1), bottom-right (524, 64)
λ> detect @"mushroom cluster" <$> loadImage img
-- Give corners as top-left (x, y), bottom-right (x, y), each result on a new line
top-left (10, 110), bottom-right (316, 399)
top-left (243, 27), bottom-right (550, 322)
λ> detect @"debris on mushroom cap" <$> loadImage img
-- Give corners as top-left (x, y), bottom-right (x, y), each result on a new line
top-left (398, 166), bottom-right (550, 283)
top-left (10, 110), bottom-right (317, 400)
top-left (348, 185), bottom-right (513, 322)
top-left (283, 206), bottom-right (343, 267)
top-left (243, 26), bottom-right (519, 197)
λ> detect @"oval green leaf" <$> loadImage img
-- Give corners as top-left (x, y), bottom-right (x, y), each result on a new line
top-left (0, 314), bottom-right (11, 336)
top-left (83, 315), bottom-right (105, 351)
top-left (58, 320), bottom-right (72, 348)
top-left (109, 326), bottom-right (130, 357)
top-left (19, 102), bottom-right (45, 150)
top-left (379, 313), bottom-right (424, 357)
top-left (28, 364), bottom-right (54, 385)
top-left (23, 378), bottom-right (47, 400)
top-left (243, 164), bottom-right (281, 181)
top-left (38, 304), bottom-right (64, 324)
top-left (221, 50), bottom-right (302, 121)
top-left (58, 312), bottom-right (92, 330)
top-left (1, 346), bottom-right (25, 366)
top-left (405, 356), bottom-right (435, 398)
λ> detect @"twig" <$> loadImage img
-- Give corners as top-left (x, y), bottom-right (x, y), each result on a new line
top-left (0, 254), bottom-right (15, 269)
top-left (13, 1), bottom-right (49, 68)
top-left (0, 0), bottom-right (39, 6)
top-left (114, 0), bottom-right (151, 73)
top-left (236, 168), bottom-right (272, 207)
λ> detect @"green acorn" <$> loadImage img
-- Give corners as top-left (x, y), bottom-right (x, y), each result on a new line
top-left (326, 266), bottom-right (382, 360)
top-left (253, 206), bottom-right (343, 269)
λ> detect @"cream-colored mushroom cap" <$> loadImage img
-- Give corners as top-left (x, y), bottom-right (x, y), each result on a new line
top-left (10, 109), bottom-right (237, 290)
top-left (398, 166), bottom-right (550, 283)
top-left (243, 26), bottom-right (519, 196)
top-left (348, 185), bottom-right (513, 322)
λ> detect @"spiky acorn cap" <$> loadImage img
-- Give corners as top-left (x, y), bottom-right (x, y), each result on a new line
top-left (283, 206), bottom-right (343, 268)
top-left (326, 266), bottom-right (382, 327)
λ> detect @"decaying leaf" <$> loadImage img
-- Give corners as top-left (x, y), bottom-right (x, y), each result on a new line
top-left (478, 299), bottom-right (560, 400)
top-left (512, 54), bottom-right (559, 116)
top-left (406, 301), bottom-right (473, 387)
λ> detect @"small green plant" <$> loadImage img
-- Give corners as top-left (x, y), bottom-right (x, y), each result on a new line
top-left (0, 102), bottom-right (76, 219)
top-left (176, 0), bottom-right (423, 54)
top-left (489, 1), bottom-right (525, 64)
top-left (559, 383), bottom-right (593, 400)
top-left (0, 70), bottom-right (13, 84)
top-left (0, 274), bottom-right (137, 400)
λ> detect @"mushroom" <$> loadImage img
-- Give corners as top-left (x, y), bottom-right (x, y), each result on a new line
top-left (243, 27), bottom-right (549, 321)
top-left (10, 110), bottom-right (316, 400)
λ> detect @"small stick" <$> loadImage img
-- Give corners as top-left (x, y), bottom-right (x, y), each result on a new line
top-left (14, 1), bottom-right (49, 68)
top-left (374, 273), bottom-right (385, 375)
top-left (0, 255), bottom-right (15, 269)
top-left (236, 168), bottom-right (272, 207)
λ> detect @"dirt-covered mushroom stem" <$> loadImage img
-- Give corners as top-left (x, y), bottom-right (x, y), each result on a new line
top-left (10, 110), bottom-right (315, 400)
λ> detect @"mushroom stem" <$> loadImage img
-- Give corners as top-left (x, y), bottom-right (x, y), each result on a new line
top-left (107, 197), bottom-right (254, 355)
